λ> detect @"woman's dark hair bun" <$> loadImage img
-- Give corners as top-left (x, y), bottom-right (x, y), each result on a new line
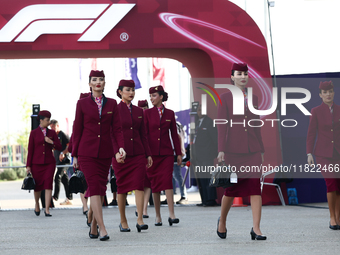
top-left (162, 92), bottom-right (168, 102)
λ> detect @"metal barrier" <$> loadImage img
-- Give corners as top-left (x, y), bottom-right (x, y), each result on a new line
top-left (1, 162), bottom-right (186, 169)
top-left (0, 165), bottom-right (74, 169)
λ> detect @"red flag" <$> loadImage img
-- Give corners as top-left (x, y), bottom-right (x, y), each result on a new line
top-left (152, 58), bottom-right (165, 88)
top-left (91, 58), bottom-right (97, 70)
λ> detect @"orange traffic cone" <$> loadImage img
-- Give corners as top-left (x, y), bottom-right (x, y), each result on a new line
top-left (231, 197), bottom-right (247, 207)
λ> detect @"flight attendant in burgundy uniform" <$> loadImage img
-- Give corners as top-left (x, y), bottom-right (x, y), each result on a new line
top-left (138, 99), bottom-right (153, 217)
top-left (216, 63), bottom-right (266, 240)
top-left (145, 85), bottom-right (182, 226)
top-left (112, 80), bottom-right (153, 233)
top-left (307, 81), bottom-right (340, 230)
top-left (26, 110), bottom-right (62, 217)
top-left (72, 70), bottom-right (126, 241)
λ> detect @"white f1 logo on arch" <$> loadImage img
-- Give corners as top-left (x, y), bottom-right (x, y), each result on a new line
top-left (0, 4), bottom-right (135, 42)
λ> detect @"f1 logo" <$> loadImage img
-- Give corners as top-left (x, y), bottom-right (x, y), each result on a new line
top-left (0, 4), bottom-right (135, 42)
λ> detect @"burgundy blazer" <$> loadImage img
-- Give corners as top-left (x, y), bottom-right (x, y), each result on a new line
top-left (306, 102), bottom-right (340, 157)
top-left (26, 127), bottom-right (62, 167)
top-left (72, 94), bottom-right (124, 158)
top-left (112, 101), bottom-right (151, 157)
top-left (68, 135), bottom-right (73, 154)
top-left (144, 105), bottom-right (181, 156)
top-left (217, 91), bottom-right (265, 154)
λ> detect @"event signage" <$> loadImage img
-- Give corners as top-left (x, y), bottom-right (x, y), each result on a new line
top-left (0, 4), bottom-right (135, 42)
top-left (202, 85), bottom-right (311, 116)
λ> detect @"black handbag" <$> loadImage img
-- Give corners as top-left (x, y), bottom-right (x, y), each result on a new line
top-left (209, 161), bottom-right (235, 188)
top-left (69, 169), bottom-right (87, 194)
top-left (21, 173), bottom-right (36, 192)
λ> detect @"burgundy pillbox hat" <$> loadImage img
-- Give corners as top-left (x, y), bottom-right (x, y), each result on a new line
top-left (89, 70), bottom-right (105, 77)
top-left (138, 100), bottom-right (149, 108)
top-left (149, 85), bottom-right (164, 94)
top-left (38, 110), bottom-right (51, 118)
top-left (231, 63), bottom-right (248, 72)
top-left (79, 92), bottom-right (91, 99)
top-left (319, 81), bottom-right (334, 91)
top-left (117, 79), bottom-right (135, 98)
top-left (119, 79), bottom-right (135, 88)
top-left (149, 85), bottom-right (168, 101)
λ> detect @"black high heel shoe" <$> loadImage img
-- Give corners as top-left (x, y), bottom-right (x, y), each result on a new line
top-left (168, 217), bottom-right (179, 226)
top-left (98, 231), bottom-right (110, 241)
top-left (119, 223), bottom-right (131, 232)
top-left (99, 235), bottom-right (110, 241)
top-left (217, 217), bottom-right (227, 239)
top-left (136, 223), bottom-right (148, 232)
top-left (155, 222), bottom-right (162, 226)
top-left (329, 222), bottom-right (340, 230)
top-left (34, 210), bottom-right (40, 216)
top-left (136, 211), bottom-right (150, 218)
top-left (89, 226), bottom-right (99, 239)
top-left (44, 211), bottom-right (52, 217)
top-left (250, 228), bottom-right (267, 240)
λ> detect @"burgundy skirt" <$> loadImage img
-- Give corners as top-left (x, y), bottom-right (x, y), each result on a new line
top-left (223, 152), bottom-right (262, 197)
top-left (112, 154), bottom-right (146, 194)
top-left (31, 163), bottom-right (55, 192)
top-left (315, 150), bottom-right (340, 193)
top-left (146, 155), bottom-right (173, 193)
top-left (78, 156), bottom-right (111, 198)
top-left (144, 168), bottom-right (151, 188)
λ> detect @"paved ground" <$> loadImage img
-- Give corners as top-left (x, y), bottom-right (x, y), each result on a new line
top-left (0, 179), bottom-right (201, 210)
top-left (1, 180), bottom-right (340, 255)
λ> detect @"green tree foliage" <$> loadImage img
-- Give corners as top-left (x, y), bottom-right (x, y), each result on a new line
top-left (16, 98), bottom-right (31, 164)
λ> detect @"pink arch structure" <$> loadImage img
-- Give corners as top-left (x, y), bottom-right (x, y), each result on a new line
top-left (0, 0), bottom-right (282, 203)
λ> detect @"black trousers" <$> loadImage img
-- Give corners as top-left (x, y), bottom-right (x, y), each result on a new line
top-left (41, 190), bottom-right (55, 208)
top-left (195, 159), bottom-right (217, 205)
top-left (53, 166), bottom-right (72, 200)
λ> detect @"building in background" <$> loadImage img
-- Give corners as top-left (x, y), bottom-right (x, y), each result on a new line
top-left (0, 144), bottom-right (25, 167)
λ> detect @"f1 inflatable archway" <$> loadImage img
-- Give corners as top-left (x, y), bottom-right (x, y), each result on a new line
top-left (0, 0), bottom-right (282, 203)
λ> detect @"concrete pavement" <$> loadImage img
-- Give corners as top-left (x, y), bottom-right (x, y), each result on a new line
top-left (1, 180), bottom-right (340, 254)
top-left (0, 179), bottom-right (201, 210)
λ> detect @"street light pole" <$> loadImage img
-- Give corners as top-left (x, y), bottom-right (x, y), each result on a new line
top-left (267, 1), bottom-right (284, 162)
top-left (267, 1), bottom-right (277, 88)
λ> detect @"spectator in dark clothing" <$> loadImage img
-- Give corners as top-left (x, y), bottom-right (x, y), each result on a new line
top-left (192, 104), bottom-right (218, 206)
top-left (50, 119), bottom-right (73, 205)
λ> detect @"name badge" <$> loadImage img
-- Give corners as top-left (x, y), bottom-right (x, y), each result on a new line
top-left (138, 116), bottom-right (142, 118)
top-left (166, 119), bottom-right (171, 122)
top-left (107, 112), bottom-right (112, 114)
top-left (230, 173), bottom-right (238, 183)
